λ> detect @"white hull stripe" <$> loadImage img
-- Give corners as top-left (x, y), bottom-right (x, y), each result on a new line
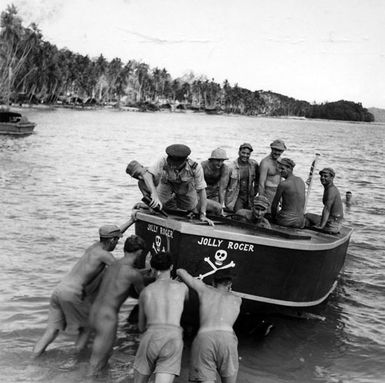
top-left (232, 281), bottom-right (338, 307)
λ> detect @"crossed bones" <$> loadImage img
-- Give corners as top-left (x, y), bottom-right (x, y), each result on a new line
top-left (197, 257), bottom-right (235, 280)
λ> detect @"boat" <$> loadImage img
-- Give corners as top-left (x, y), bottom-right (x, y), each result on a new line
top-left (0, 111), bottom-right (36, 135)
top-left (133, 208), bottom-right (352, 314)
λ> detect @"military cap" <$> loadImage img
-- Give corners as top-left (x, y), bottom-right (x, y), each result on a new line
top-left (126, 160), bottom-right (146, 179)
top-left (99, 224), bottom-right (123, 238)
top-left (270, 139), bottom-right (287, 151)
top-left (278, 157), bottom-right (296, 168)
top-left (319, 167), bottom-right (335, 177)
top-left (253, 195), bottom-right (270, 209)
top-left (239, 143), bottom-right (253, 152)
top-left (165, 144), bottom-right (191, 158)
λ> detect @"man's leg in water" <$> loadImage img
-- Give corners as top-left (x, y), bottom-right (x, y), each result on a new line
top-left (33, 327), bottom-right (60, 357)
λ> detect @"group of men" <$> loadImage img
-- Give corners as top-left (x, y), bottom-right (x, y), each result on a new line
top-left (127, 140), bottom-right (344, 234)
top-left (34, 223), bottom-right (241, 383)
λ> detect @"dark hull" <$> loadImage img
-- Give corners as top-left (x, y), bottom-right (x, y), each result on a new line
top-left (0, 122), bottom-right (35, 135)
top-left (134, 210), bottom-right (352, 310)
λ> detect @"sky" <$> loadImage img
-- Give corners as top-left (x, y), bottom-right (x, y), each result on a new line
top-left (3, 0), bottom-right (385, 108)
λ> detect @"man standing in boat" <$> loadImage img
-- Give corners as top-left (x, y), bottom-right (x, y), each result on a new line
top-left (305, 168), bottom-right (344, 234)
top-left (126, 144), bottom-right (214, 225)
top-left (33, 220), bottom-right (134, 356)
top-left (133, 251), bottom-right (189, 383)
top-left (223, 143), bottom-right (259, 212)
top-left (271, 158), bottom-right (306, 228)
top-left (89, 235), bottom-right (146, 375)
top-left (201, 147), bottom-right (229, 215)
top-left (176, 268), bottom-right (241, 383)
top-left (258, 139), bottom-right (287, 214)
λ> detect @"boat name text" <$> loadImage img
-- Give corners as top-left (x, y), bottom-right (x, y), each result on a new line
top-left (147, 224), bottom-right (174, 238)
top-left (197, 236), bottom-right (254, 252)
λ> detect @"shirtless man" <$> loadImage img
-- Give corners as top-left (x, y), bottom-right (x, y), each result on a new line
top-left (133, 252), bottom-right (189, 383)
top-left (305, 168), bottom-right (344, 233)
top-left (89, 235), bottom-right (146, 375)
top-left (201, 148), bottom-right (229, 215)
top-left (271, 158), bottom-right (306, 228)
top-left (33, 219), bottom-right (133, 357)
top-left (176, 268), bottom-right (242, 383)
top-left (258, 139), bottom-right (287, 212)
top-left (233, 194), bottom-right (271, 229)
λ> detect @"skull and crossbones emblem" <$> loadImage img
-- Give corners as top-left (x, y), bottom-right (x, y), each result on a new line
top-left (152, 235), bottom-right (165, 253)
top-left (198, 250), bottom-right (235, 280)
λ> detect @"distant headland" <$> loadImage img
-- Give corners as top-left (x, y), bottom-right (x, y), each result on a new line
top-left (0, 5), bottom-right (375, 122)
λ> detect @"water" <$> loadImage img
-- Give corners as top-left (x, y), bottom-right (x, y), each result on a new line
top-left (1, 108), bottom-right (384, 383)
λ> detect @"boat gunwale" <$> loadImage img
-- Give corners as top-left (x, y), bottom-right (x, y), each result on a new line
top-left (135, 210), bottom-right (352, 251)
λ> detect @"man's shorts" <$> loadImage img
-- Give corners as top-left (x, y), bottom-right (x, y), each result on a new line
top-left (134, 324), bottom-right (183, 376)
top-left (47, 283), bottom-right (91, 331)
top-left (189, 330), bottom-right (239, 382)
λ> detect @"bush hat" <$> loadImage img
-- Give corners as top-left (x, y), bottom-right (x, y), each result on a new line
top-left (270, 139), bottom-right (287, 151)
top-left (99, 225), bottom-right (123, 238)
top-left (166, 144), bottom-right (191, 158)
top-left (209, 148), bottom-right (228, 160)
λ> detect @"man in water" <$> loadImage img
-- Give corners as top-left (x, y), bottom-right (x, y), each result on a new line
top-left (224, 143), bottom-right (259, 212)
top-left (33, 220), bottom-right (134, 356)
top-left (89, 235), bottom-right (146, 375)
top-left (258, 139), bottom-right (287, 213)
top-left (233, 194), bottom-right (271, 229)
top-left (133, 252), bottom-right (189, 383)
top-left (344, 191), bottom-right (354, 208)
top-left (201, 147), bottom-right (229, 215)
top-left (305, 168), bottom-right (344, 234)
top-left (126, 144), bottom-right (214, 225)
top-left (176, 268), bottom-right (241, 383)
top-left (271, 158), bottom-right (306, 228)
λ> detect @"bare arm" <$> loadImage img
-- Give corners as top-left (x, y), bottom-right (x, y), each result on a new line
top-left (119, 216), bottom-right (136, 234)
top-left (142, 171), bottom-right (162, 209)
top-left (271, 184), bottom-right (284, 220)
top-left (218, 165), bottom-right (229, 206)
top-left (258, 161), bottom-right (268, 196)
top-left (197, 188), bottom-right (214, 226)
top-left (176, 268), bottom-right (206, 293)
top-left (138, 292), bottom-right (147, 332)
top-left (316, 189), bottom-right (336, 229)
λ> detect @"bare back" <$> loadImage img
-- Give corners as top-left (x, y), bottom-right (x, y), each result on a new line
top-left (198, 286), bottom-right (241, 331)
top-left (279, 175), bottom-right (306, 215)
top-left (139, 279), bottom-right (188, 329)
top-left (62, 242), bottom-right (115, 290)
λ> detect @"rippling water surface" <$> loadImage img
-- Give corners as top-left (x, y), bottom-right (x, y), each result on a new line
top-left (1, 108), bottom-right (384, 383)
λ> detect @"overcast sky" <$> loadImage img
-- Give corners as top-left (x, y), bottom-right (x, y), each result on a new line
top-left (4, 0), bottom-right (385, 108)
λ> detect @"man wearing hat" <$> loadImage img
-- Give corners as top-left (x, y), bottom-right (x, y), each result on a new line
top-left (223, 143), bottom-right (259, 212)
top-left (305, 168), bottom-right (343, 234)
top-left (271, 158), bottom-right (306, 228)
top-left (233, 195), bottom-right (271, 229)
top-left (201, 148), bottom-right (229, 214)
top-left (127, 144), bottom-right (213, 225)
top-left (258, 139), bottom-right (287, 213)
top-left (33, 219), bottom-right (134, 357)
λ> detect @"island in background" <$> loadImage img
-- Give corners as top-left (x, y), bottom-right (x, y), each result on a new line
top-left (0, 5), bottom-right (376, 123)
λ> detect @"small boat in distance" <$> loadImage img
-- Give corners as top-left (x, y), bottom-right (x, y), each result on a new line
top-left (0, 110), bottom-right (36, 136)
top-left (134, 208), bottom-right (352, 314)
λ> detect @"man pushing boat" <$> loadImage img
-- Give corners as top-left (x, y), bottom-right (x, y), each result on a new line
top-left (126, 144), bottom-right (214, 225)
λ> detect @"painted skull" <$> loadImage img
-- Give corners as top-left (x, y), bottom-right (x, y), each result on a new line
top-left (155, 235), bottom-right (162, 250)
top-left (214, 249), bottom-right (228, 266)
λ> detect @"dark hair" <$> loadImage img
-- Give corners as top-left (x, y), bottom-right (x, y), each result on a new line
top-left (213, 269), bottom-right (233, 286)
top-left (150, 251), bottom-right (173, 271)
top-left (124, 235), bottom-right (145, 253)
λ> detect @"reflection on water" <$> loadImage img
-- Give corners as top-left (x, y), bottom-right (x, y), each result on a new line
top-left (1, 108), bottom-right (384, 382)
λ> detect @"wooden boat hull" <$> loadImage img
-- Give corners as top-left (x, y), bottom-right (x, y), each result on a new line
top-left (134, 210), bottom-right (352, 311)
top-left (0, 122), bottom-right (35, 135)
